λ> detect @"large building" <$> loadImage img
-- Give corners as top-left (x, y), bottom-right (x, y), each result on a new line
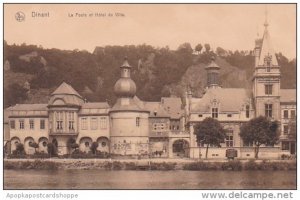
top-left (5, 18), bottom-right (296, 159)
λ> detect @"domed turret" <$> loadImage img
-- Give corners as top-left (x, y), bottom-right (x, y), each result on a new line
top-left (114, 57), bottom-right (136, 97)
top-left (205, 56), bottom-right (220, 89)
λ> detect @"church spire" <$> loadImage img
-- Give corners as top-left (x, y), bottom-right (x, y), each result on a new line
top-left (264, 6), bottom-right (269, 29)
top-left (257, 8), bottom-right (278, 67)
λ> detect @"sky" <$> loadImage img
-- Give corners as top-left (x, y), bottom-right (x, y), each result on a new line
top-left (4, 4), bottom-right (296, 59)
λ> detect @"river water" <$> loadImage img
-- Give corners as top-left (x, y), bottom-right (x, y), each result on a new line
top-left (4, 170), bottom-right (296, 189)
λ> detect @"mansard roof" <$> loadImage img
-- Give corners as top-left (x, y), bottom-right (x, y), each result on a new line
top-left (82, 102), bottom-right (110, 109)
top-left (143, 102), bottom-right (170, 118)
top-left (161, 97), bottom-right (184, 119)
top-left (280, 89), bottom-right (296, 103)
top-left (190, 87), bottom-right (251, 113)
top-left (9, 104), bottom-right (48, 111)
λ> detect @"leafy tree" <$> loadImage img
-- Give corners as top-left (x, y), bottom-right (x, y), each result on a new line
top-left (4, 83), bottom-right (28, 107)
top-left (216, 47), bottom-right (227, 57)
top-left (240, 116), bottom-right (279, 159)
top-left (194, 117), bottom-right (226, 159)
top-left (177, 43), bottom-right (193, 54)
top-left (195, 44), bottom-right (203, 54)
top-left (16, 143), bottom-right (25, 155)
top-left (47, 143), bottom-right (57, 157)
top-left (204, 43), bottom-right (211, 53)
top-left (67, 138), bottom-right (79, 154)
top-left (91, 142), bottom-right (99, 154)
top-left (29, 142), bottom-right (39, 153)
top-left (288, 118), bottom-right (296, 140)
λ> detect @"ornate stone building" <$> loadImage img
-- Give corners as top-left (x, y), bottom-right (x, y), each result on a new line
top-left (5, 18), bottom-right (296, 159)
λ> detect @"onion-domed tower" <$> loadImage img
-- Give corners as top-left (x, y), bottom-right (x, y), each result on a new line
top-left (109, 58), bottom-right (150, 156)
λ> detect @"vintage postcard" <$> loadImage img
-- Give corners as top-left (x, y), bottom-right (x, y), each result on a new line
top-left (3, 3), bottom-right (297, 192)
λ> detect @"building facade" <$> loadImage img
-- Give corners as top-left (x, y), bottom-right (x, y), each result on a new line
top-left (5, 18), bottom-right (296, 159)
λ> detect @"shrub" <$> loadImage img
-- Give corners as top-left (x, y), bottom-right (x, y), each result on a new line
top-left (16, 143), bottom-right (25, 155)
top-left (183, 162), bottom-right (215, 170)
top-left (7, 151), bottom-right (26, 159)
top-left (91, 142), bottom-right (99, 154)
top-left (47, 143), bottom-right (57, 157)
top-left (103, 161), bottom-right (113, 170)
top-left (244, 159), bottom-right (258, 170)
top-left (221, 160), bottom-right (242, 171)
top-left (4, 161), bottom-right (16, 169)
top-left (124, 162), bottom-right (137, 170)
top-left (112, 161), bottom-right (123, 170)
top-left (29, 152), bottom-right (50, 159)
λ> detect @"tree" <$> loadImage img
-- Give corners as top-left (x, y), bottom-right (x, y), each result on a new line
top-left (4, 83), bottom-right (28, 107)
top-left (177, 43), bottom-right (193, 54)
top-left (29, 142), bottom-right (39, 153)
top-left (288, 118), bottom-right (296, 140)
top-left (204, 43), bottom-right (211, 53)
top-left (16, 143), bottom-right (25, 155)
top-left (67, 138), bottom-right (79, 154)
top-left (216, 47), bottom-right (227, 57)
top-left (47, 143), bottom-right (57, 157)
top-left (195, 44), bottom-right (203, 54)
top-left (240, 116), bottom-right (279, 159)
top-left (194, 117), bottom-right (226, 159)
top-left (91, 142), bottom-right (99, 155)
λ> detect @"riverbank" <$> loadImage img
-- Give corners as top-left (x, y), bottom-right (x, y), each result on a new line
top-left (4, 158), bottom-right (296, 171)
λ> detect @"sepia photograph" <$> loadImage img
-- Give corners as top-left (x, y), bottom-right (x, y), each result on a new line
top-left (2, 3), bottom-right (297, 191)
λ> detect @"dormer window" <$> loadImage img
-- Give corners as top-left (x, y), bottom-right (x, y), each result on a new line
top-left (212, 108), bottom-right (218, 118)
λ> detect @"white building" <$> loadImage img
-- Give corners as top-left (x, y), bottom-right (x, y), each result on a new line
top-left (6, 17), bottom-right (296, 159)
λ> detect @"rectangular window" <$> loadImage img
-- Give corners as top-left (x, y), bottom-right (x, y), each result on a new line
top-left (212, 108), bottom-right (218, 118)
top-left (81, 118), bottom-right (87, 130)
top-left (227, 114), bottom-right (232, 117)
top-left (19, 120), bottom-right (24, 129)
top-left (291, 110), bottom-right (296, 119)
top-left (10, 120), bottom-right (15, 129)
top-left (225, 130), bottom-right (234, 147)
top-left (136, 117), bottom-right (140, 127)
top-left (283, 125), bottom-right (289, 135)
top-left (68, 112), bottom-right (75, 131)
top-left (40, 119), bottom-right (45, 129)
top-left (281, 142), bottom-right (289, 151)
top-left (153, 123), bottom-right (165, 131)
top-left (56, 112), bottom-right (63, 130)
top-left (91, 117), bottom-right (98, 130)
top-left (283, 110), bottom-right (289, 119)
top-left (100, 117), bottom-right (107, 129)
top-left (265, 84), bottom-right (273, 95)
top-left (265, 104), bottom-right (273, 118)
top-left (29, 119), bottom-right (34, 129)
top-left (246, 105), bottom-right (250, 118)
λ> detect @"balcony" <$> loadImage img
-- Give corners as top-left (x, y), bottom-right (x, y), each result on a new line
top-left (149, 131), bottom-right (169, 138)
top-left (49, 129), bottom-right (79, 136)
top-left (169, 131), bottom-right (190, 138)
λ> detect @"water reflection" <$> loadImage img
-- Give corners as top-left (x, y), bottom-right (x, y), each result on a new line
top-left (4, 170), bottom-right (296, 189)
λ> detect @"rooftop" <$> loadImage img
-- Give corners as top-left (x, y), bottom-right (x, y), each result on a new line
top-left (190, 87), bottom-right (251, 113)
top-left (280, 89), bottom-right (296, 103)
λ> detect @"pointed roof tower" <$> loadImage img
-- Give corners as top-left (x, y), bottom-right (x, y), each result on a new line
top-left (257, 8), bottom-right (278, 66)
top-left (48, 82), bottom-right (83, 107)
top-left (51, 82), bottom-right (82, 98)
